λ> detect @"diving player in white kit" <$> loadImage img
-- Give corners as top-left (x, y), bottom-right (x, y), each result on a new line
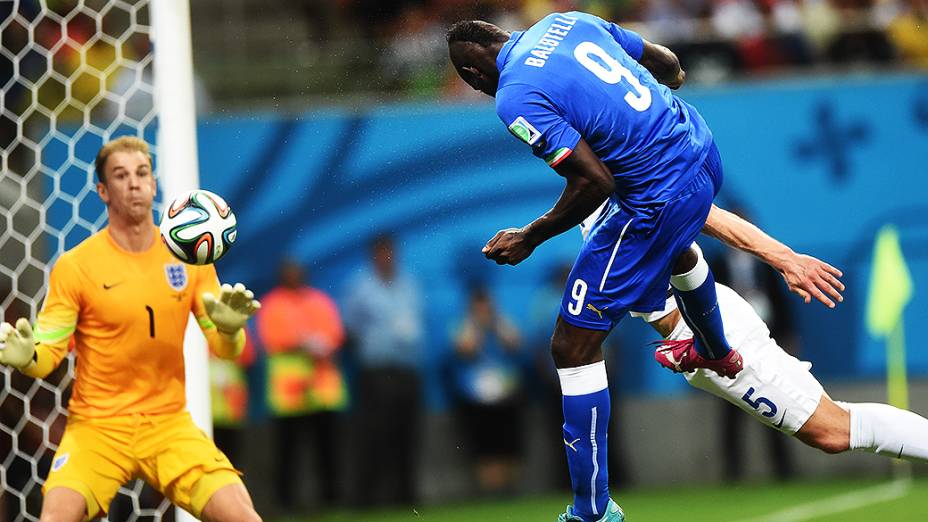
top-left (640, 264), bottom-right (928, 462)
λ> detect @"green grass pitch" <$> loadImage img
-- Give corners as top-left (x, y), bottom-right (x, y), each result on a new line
top-left (275, 477), bottom-right (928, 521)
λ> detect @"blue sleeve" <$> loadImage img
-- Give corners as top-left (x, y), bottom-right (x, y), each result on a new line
top-left (602, 20), bottom-right (644, 61)
top-left (496, 85), bottom-right (581, 168)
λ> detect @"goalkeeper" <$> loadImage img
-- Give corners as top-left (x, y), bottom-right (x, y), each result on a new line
top-left (0, 137), bottom-right (262, 522)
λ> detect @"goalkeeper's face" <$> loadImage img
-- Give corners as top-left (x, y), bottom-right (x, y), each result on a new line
top-left (97, 150), bottom-right (157, 224)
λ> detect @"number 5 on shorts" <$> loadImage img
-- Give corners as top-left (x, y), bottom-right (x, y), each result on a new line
top-left (567, 278), bottom-right (588, 316)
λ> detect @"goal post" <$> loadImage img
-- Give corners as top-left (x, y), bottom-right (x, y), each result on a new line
top-left (150, 1), bottom-right (210, 521)
top-left (0, 1), bottom-right (208, 520)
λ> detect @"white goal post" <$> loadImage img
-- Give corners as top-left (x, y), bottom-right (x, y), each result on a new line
top-left (0, 1), bottom-right (209, 520)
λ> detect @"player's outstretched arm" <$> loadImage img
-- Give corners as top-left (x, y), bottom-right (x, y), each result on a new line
top-left (639, 40), bottom-right (685, 90)
top-left (483, 139), bottom-right (614, 265)
top-left (703, 205), bottom-right (845, 308)
top-left (201, 283), bottom-right (261, 359)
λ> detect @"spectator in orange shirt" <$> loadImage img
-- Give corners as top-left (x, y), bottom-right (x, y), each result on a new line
top-left (256, 259), bottom-right (346, 510)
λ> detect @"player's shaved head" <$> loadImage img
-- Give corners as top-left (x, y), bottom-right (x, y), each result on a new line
top-left (446, 20), bottom-right (509, 48)
top-left (447, 20), bottom-right (510, 97)
top-left (95, 136), bottom-right (152, 183)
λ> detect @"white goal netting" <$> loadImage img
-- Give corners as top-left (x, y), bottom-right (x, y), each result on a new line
top-left (1, 1), bottom-right (173, 520)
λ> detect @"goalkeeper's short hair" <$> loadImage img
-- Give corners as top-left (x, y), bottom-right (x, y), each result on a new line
top-left (95, 136), bottom-right (152, 182)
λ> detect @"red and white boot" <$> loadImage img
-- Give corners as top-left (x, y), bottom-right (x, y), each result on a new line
top-left (654, 338), bottom-right (743, 379)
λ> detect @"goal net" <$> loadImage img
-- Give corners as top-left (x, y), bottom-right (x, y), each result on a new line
top-left (1, 1), bottom-right (183, 519)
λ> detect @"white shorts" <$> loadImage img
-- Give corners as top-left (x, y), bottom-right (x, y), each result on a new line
top-left (674, 327), bottom-right (824, 435)
top-left (664, 285), bottom-right (824, 435)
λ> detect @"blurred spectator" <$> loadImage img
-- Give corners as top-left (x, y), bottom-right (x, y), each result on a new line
top-left (768, 0), bottom-right (815, 66)
top-left (343, 234), bottom-right (424, 507)
top-left (826, 25), bottom-right (895, 66)
top-left (447, 287), bottom-right (525, 496)
top-left (712, 0), bottom-right (766, 41)
top-left (640, 0), bottom-right (702, 43)
top-left (799, 0), bottom-right (843, 53)
top-left (709, 209), bottom-right (797, 482)
top-left (383, 4), bottom-right (447, 96)
top-left (256, 259), bottom-right (347, 509)
top-left (209, 324), bottom-right (257, 466)
top-left (887, 0), bottom-right (928, 68)
top-left (31, 10), bottom-right (110, 123)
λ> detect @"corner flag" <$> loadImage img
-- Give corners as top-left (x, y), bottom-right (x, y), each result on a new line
top-left (865, 225), bottom-right (913, 410)
top-left (866, 225), bottom-right (913, 337)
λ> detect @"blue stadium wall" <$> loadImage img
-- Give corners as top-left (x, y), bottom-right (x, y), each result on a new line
top-left (48, 73), bottom-right (928, 405)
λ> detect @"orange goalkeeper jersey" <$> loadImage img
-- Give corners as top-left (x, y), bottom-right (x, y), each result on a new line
top-left (33, 226), bottom-right (226, 418)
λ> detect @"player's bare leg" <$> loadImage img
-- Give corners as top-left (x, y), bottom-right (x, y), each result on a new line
top-left (551, 316), bottom-right (609, 369)
top-left (39, 487), bottom-right (87, 522)
top-left (657, 245), bottom-right (743, 378)
top-left (200, 483), bottom-right (262, 522)
top-left (552, 318), bottom-right (625, 521)
top-left (794, 395), bottom-right (851, 454)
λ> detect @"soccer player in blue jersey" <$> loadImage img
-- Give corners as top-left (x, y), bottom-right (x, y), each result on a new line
top-left (447, 13), bottom-right (844, 522)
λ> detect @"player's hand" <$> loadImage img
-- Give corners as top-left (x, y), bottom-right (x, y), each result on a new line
top-left (777, 253), bottom-right (844, 308)
top-left (203, 283), bottom-right (261, 335)
top-left (0, 318), bottom-right (36, 370)
top-left (482, 228), bottom-right (537, 265)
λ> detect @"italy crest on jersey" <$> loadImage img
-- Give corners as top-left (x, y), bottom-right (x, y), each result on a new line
top-left (164, 263), bottom-right (188, 291)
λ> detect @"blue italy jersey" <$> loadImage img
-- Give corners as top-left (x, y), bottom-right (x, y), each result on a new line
top-left (495, 12), bottom-right (713, 204)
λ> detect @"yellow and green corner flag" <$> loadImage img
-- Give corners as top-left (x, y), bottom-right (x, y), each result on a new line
top-left (866, 225), bottom-right (913, 409)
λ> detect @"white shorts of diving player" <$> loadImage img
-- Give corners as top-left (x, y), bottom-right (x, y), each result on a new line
top-left (634, 283), bottom-right (824, 435)
top-left (580, 200), bottom-right (608, 241)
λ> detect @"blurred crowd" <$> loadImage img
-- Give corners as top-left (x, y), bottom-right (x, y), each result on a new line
top-left (367, 0), bottom-right (928, 96)
top-left (283, 0), bottom-right (928, 99)
top-left (4, 0), bottom-right (926, 120)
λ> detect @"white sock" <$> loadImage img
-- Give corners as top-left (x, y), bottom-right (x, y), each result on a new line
top-left (837, 401), bottom-right (928, 462)
top-left (557, 361), bottom-right (608, 396)
top-left (670, 244), bottom-right (708, 291)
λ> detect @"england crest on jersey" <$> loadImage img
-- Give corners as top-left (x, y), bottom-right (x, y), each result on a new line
top-left (164, 263), bottom-right (188, 291)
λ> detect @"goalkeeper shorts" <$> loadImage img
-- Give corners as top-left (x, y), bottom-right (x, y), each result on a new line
top-left (43, 409), bottom-right (243, 518)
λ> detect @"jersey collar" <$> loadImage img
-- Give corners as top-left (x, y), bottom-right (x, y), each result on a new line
top-left (496, 31), bottom-right (524, 72)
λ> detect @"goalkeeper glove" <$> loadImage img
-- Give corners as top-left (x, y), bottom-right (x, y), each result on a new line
top-left (0, 318), bottom-right (36, 370)
top-left (202, 283), bottom-right (261, 335)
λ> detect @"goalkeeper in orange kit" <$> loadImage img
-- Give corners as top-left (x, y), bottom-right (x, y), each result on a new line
top-left (0, 137), bottom-right (262, 522)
